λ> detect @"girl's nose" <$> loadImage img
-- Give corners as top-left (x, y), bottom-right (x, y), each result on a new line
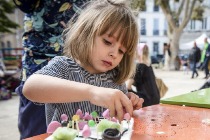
top-left (109, 47), bottom-right (118, 59)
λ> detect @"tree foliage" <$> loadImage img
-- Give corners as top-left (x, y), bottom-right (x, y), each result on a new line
top-left (130, 0), bottom-right (146, 11)
top-left (0, 0), bottom-right (19, 33)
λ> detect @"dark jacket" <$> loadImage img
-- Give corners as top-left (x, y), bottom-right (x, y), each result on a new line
top-left (132, 63), bottom-right (160, 107)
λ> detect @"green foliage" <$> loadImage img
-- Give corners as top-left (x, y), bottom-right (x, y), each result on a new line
top-left (191, 6), bottom-right (204, 21)
top-left (130, 0), bottom-right (146, 11)
top-left (0, 0), bottom-right (19, 33)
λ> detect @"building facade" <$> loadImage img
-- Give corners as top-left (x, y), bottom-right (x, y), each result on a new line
top-left (0, 9), bottom-right (24, 57)
top-left (138, 0), bottom-right (210, 56)
top-left (0, 9), bottom-right (24, 70)
top-left (1, 0), bottom-right (210, 59)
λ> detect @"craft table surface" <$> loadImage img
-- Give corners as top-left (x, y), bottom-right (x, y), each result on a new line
top-left (24, 104), bottom-right (210, 140)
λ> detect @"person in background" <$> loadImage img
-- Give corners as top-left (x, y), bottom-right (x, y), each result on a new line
top-left (126, 44), bottom-right (160, 107)
top-left (182, 57), bottom-right (189, 74)
top-left (202, 38), bottom-right (210, 79)
top-left (13, 0), bottom-right (89, 139)
top-left (189, 42), bottom-right (201, 79)
top-left (23, 0), bottom-right (144, 128)
top-left (163, 42), bottom-right (171, 70)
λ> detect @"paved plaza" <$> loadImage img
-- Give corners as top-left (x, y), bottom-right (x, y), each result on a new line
top-left (0, 69), bottom-right (207, 140)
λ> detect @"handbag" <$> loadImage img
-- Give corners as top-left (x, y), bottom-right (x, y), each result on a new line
top-left (155, 77), bottom-right (168, 98)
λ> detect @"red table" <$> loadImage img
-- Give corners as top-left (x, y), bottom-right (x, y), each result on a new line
top-left (25, 104), bottom-right (210, 140)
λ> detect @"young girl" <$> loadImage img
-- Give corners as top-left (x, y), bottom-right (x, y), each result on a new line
top-left (23, 0), bottom-right (144, 125)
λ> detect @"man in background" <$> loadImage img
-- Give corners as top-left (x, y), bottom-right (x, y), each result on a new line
top-left (202, 38), bottom-right (210, 79)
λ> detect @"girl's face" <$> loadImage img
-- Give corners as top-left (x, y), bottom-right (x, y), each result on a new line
top-left (83, 31), bottom-right (126, 74)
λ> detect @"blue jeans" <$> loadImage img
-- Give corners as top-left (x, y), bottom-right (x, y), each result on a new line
top-left (16, 83), bottom-right (47, 140)
top-left (203, 57), bottom-right (210, 77)
top-left (191, 62), bottom-right (198, 78)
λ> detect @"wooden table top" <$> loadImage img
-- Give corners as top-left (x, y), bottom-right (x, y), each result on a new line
top-left (25, 104), bottom-right (210, 140)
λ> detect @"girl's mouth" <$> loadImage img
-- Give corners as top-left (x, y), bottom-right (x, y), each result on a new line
top-left (103, 60), bottom-right (112, 67)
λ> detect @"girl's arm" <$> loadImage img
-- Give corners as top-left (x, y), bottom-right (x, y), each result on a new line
top-left (23, 74), bottom-right (134, 121)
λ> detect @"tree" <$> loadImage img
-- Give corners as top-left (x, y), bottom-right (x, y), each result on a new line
top-left (0, 0), bottom-right (19, 33)
top-left (130, 0), bottom-right (205, 70)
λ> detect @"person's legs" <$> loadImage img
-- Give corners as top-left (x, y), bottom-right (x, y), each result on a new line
top-left (195, 69), bottom-right (198, 77)
top-left (16, 83), bottom-right (47, 140)
top-left (192, 62), bottom-right (198, 78)
top-left (204, 58), bottom-right (210, 78)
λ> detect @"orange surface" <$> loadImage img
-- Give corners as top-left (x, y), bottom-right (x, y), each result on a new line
top-left (24, 104), bottom-right (210, 140)
top-left (24, 133), bottom-right (50, 140)
top-left (132, 104), bottom-right (210, 140)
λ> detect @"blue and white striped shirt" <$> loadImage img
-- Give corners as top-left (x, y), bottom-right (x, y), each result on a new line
top-left (35, 56), bottom-right (127, 124)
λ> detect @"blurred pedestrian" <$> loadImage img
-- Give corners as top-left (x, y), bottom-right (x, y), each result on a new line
top-left (189, 42), bottom-right (201, 78)
top-left (163, 42), bottom-right (171, 70)
top-left (182, 58), bottom-right (189, 74)
top-left (202, 38), bottom-right (210, 79)
top-left (126, 44), bottom-right (160, 107)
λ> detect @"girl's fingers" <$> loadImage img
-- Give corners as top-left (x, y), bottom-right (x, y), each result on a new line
top-left (134, 98), bottom-right (144, 110)
top-left (127, 92), bottom-right (141, 108)
top-left (132, 94), bottom-right (139, 106)
top-left (115, 99), bottom-right (124, 121)
top-left (109, 103), bottom-right (115, 118)
top-left (120, 94), bottom-right (133, 116)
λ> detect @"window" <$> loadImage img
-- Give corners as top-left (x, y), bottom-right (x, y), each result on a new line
top-left (7, 41), bottom-right (11, 48)
top-left (153, 42), bottom-right (159, 55)
top-left (1, 42), bottom-right (5, 56)
top-left (202, 18), bottom-right (207, 30)
top-left (153, 18), bottom-right (159, 35)
top-left (6, 41), bottom-right (11, 55)
top-left (140, 18), bottom-right (146, 35)
top-left (153, 5), bottom-right (159, 12)
top-left (164, 20), bottom-right (168, 35)
top-left (190, 20), bottom-right (196, 30)
top-left (1, 42), bottom-right (5, 49)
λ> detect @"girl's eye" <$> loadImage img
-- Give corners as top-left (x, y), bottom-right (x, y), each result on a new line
top-left (103, 39), bottom-right (112, 45)
top-left (119, 49), bottom-right (125, 54)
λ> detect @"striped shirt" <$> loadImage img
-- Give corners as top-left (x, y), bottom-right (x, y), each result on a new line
top-left (35, 56), bottom-right (127, 125)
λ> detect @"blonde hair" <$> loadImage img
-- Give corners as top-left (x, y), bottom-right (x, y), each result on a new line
top-left (63, 0), bottom-right (139, 84)
top-left (137, 44), bottom-right (151, 66)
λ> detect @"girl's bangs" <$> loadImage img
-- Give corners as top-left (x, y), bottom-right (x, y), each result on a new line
top-left (97, 10), bottom-right (137, 55)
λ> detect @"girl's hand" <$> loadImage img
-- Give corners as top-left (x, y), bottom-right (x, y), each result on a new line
top-left (126, 92), bottom-right (144, 110)
top-left (88, 86), bottom-right (133, 121)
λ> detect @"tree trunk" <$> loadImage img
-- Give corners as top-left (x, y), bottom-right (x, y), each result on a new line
top-left (164, 30), bottom-right (182, 70)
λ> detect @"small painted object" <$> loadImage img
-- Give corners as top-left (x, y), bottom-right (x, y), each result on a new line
top-left (82, 124), bottom-right (91, 138)
top-left (47, 121), bottom-right (61, 134)
top-left (91, 111), bottom-right (98, 119)
top-left (123, 113), bottom-right (131, 121)
top-left (76, 109), bottom-right (83, 118)
top-left (83, 112), bottom-right (93, 121)
top-left (88, 120), bottom-right (96, 127)
top-left (102, 109), bottom-right (110, 119)
top-left (52, 127), bottom-right (77, 140)
top-left (102, 128), bottom-right (121, 140)
top-left (61, 114), bottom-right (68, 121)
